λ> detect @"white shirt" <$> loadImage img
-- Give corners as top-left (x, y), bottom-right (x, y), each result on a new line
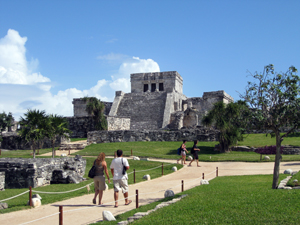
top-left (110, 157), bottom-right (129, 180)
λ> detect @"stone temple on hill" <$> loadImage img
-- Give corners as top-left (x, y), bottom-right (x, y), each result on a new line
top-left (72, 71), bottom-right (233, 133)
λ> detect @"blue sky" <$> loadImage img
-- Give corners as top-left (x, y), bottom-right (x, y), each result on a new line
top-left (1, 0), bottom-right (300, 119)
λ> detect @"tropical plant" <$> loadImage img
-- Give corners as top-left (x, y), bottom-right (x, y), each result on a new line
top-left (202, 101), bottom-right (249, 153)
top-left (45, 114), bottom-right (72, 158)
top-left (240, 64), bottom-right (300, 189)
top-left (18, 109), bottom-right (48, 158)
top-left (83, 97), bottom-right (107, 130)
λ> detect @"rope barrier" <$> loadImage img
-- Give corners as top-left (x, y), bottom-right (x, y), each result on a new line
top-left (0, 190), bottom-right (29, 202)
top-left (32, 182), bottom-right (94, 194)
top-left (19, 212), bottom-right (60, 225)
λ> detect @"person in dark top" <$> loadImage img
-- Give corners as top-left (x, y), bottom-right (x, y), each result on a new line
top-left (189, 140), bottom-right (201, 167)
top-left (92, 152), bottom-right (110, 205)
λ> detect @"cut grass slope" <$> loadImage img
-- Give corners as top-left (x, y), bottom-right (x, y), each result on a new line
top-left (96, 174), bottom-right (297, 225)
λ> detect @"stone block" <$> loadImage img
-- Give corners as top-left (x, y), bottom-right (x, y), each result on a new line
top-left (133, 157), bottom-right (140, 161)
top-left (187, 156), bottom-right (193, 161)
top-left (27, 198), bottom-right (41, 208)
top-left (284, 169), bottom-right (293, 174)
top-left (171, 166), bottom-right (177, 172)
top-left (164, 190), bottom-right (174, 198)
top-left (103, 211), bottom-right (116, 221)
top-left (0, 202), bottom-right (8, 209)
top-left (200, 179), bottom-right (209, 185)
top-left (264, 156), bottom-right (270, 160)
top-left (142, 174), bottom-right (151, 180)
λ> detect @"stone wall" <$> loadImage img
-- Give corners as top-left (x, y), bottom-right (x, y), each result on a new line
top-left (73, 98), bottom-right (112, 117)
top-left (0, 172), bottom-right (4, 191)
top-left (107, 116), bottom-right (130, 131)
top-left (0, 156), bottom-right (86, 189)
top-left (66, 116), bottom-right (96, 138)
top-left (130, 71), bottom-right (183, 94)
top-left (87, 127), bottom-right (219, 144)
top-left (116, 92), bottom-right (168, 130)
top-left (1, 132), bottom-right (61, 150)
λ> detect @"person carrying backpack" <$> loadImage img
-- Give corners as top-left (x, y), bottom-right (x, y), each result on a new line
top-left (177, 140), bottom-right (188, 165)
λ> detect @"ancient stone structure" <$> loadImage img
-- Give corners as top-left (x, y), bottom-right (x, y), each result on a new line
top-left (0, 172), bottom-right (4, 191)
top-left (0, 156), bottom-right (86, 189)
top-left (87, 127), bottom-right (219, 144)
top-left (0, 132), bottom-right (62, 150)
top-left (72, 71), bottom-right (233, 136)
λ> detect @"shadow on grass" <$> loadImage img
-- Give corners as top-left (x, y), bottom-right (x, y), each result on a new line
top-left (167, 145), bottom-right (222, 155)
top-left (286, 132), bottom-right (300, 138)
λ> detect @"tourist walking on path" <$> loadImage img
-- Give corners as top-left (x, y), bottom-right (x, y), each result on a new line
top-left (110, 149), bottom-right (132, 207)
top-left (189, 140), bottom-right (201, 167)
top-left (177, 140), bottom-right (188, 165)
top-left (92, 152), bottom-right (110, 205)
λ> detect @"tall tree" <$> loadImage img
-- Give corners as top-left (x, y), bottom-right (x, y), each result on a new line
top-left (240, 64), bottom-right (300, 189)
top-left (18, 109), bottom-right (48, 158)
top-left (46, 114), bottom-right (72, 158)
top-left (83, 97), bottom-right (107, 130)
top-left (0, 112), bottom-right (13, 150)
top-left (202, 101), bottom-right (249, 153)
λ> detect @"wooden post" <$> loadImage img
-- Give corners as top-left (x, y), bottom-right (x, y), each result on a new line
top-left (55, 150), bottom-right (56, 157)
top-left (202, 173), bottom-right (204, 179)
top-left (37, 149), bottom-right (39, 155)
top-left (68, 149), bottom-right (70, 155)
top-left (181, 180), bottom-right (184, 192)
top-left (29, 186), bottom-right (33, 207)
top-left (134, 169), bottom-right (136, 183)
top-left (0, 149), bottom-right (1, 156)
top-left (162, 163), bottom-right (164, 176)
top-left (136, 189), bottom-right (139, 209)
top-left (131, 149), bottom-right (133, 156)
top-left (216, 167), bottom-right (218, 177)
top-left (59, 205), bottom-right (63, 225)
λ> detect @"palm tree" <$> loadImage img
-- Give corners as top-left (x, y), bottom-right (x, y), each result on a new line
top-left (83, 97), bottom-right (107, 130)
top-left (46, 114), bottom-right (71, 158)
top-left (202, 101), bottom-right (248, 153)
top-left (18, 109), bottom-right (47, 158)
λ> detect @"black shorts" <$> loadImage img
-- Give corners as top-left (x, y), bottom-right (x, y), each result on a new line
top-left (193, 153), bottom-right (199, 160)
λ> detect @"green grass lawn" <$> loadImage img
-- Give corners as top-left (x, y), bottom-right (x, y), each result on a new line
top-left (73, 132), bottom-right (300, 162)
top-left (0, 147), bottom-right (55, 158)
top-left (0, 157), bottom-right (182, 214)
top-left (95, 174), bottom-right (297, 225)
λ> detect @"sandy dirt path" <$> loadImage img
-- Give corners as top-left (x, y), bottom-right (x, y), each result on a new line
top-left (1, 160), bottom-right (300, 225)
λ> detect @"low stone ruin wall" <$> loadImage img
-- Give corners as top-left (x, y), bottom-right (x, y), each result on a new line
top-left (0, 172), bottom-right (4, 191)
top-left (65, 116), bottom-right (96, 138)
top-left (1, 132), bottom-right (62, 150)
top-left (87, 127), bottom-right (219, 144)
top-left (0, 156), bottom-right (86, 189)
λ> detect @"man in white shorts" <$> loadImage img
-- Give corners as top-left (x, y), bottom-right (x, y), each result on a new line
top-left (110, 149), bottom-right (132, 207)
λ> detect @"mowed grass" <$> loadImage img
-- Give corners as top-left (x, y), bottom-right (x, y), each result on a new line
top-left (0, 157), bottom-right (182, 214)
top-left (96, 174), bottom-right (298, 225)
top-left (74, 132), bottom-right (300, 162)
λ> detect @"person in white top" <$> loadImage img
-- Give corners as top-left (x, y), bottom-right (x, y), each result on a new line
top-left (110, 149), bottom-right (132, 207)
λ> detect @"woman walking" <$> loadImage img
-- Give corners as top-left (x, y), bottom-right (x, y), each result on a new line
top-left (189, 140), bottom-right (201, 167)
top-left (92, 152), bottom-right (110, 205)
top-left (177, 140), bottom-right (188, 164)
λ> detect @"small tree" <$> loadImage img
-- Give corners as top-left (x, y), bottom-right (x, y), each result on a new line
top-left (83, 97), bottom-right (107, 130)
top-left (240, 64), bottom-right (300, 189)
top-left (46, 114), bottom-right (72, 158)
top-left (0, 112), bottom-right (13, 150)
top-left (18, 109), bottom-right (48, 158)
top-left (202, 101), bottom-right (249, 153)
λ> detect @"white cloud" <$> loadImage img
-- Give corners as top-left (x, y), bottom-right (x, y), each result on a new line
top-left (0, 29), bottom-right (50, 84)
top-left (0, 29), bottom-right (160, 120)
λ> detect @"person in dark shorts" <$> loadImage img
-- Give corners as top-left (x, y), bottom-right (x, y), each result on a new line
top-left (189, 140), bottom-right (201, 167)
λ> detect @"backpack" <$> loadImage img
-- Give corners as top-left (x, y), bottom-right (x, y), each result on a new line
top-left (177, 147), bottom-right (181, 155)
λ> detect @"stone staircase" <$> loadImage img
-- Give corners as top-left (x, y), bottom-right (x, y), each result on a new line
top-left (58, 140), bottom-right (87, 151)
